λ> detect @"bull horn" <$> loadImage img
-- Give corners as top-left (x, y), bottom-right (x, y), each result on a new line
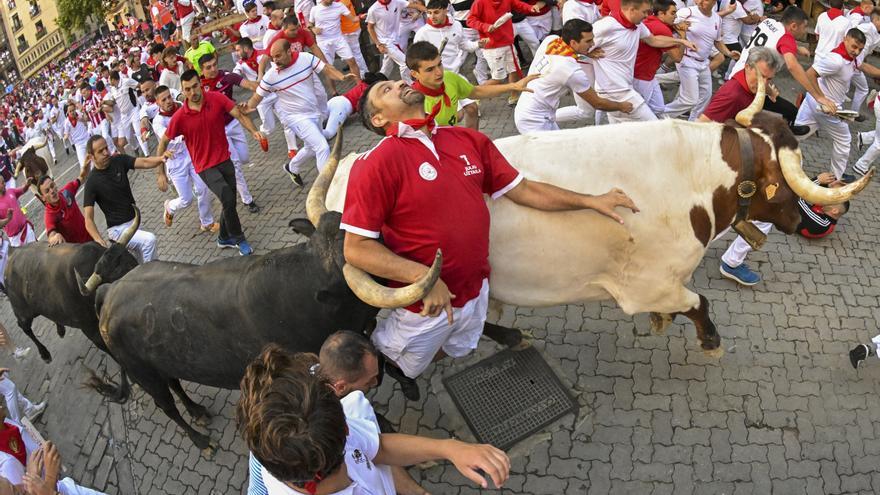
top-left (117, 206), bottom-right (141, 247)
top-left (343, 250), bottom-right (443, 309)
top-left (75, 269), bottom-right (102, 296)
top-left (306, 131), bottom-right (343, 227)
top-left (735, 72), bottom-right (766, 127)
top-left (778, 148), bottom-right (874, 204)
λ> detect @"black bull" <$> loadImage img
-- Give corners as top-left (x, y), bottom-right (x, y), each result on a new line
top-left (4, 221), bottom-right (140, 363)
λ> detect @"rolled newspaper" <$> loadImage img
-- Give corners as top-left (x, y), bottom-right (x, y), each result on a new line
top-left (491, 12), bottom-right (513, 30)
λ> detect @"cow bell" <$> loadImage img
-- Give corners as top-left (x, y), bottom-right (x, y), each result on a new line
top-left (732, 219), bottom-right (766, 250)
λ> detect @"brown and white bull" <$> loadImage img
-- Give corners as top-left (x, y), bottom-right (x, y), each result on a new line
top-left (322, 78), bottom-right (872, 354)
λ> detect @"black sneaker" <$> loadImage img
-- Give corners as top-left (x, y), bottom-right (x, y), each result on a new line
top-left (65, 148), bottom-right (69, 155)
top-left (246, 201), bottom-right (261, 214)
top-left (790, 125), bottom-right (811, 136)
top-left (855, 114), bottom-right (867, 122)
top-left (858, 132), bottom-right (865, 151)
top-left (384, 361), bottom-right (420, 401)
top-left (850, 344), bottom-right (870, 369)
top-left (842, 173), bottom-right (856, 183)
top-left (285, 165), bottom-right (304, 187)
top-left (854, 162), bottom-right (869, 177)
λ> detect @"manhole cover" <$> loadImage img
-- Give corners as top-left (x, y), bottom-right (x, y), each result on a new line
top-left (442, 346), bottom-right (578, 450)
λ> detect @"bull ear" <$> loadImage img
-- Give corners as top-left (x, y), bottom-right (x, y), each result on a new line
top-left (289, 218), bottom-right (316, 238)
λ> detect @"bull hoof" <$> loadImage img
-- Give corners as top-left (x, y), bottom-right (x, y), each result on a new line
top-left (200, 441), bottom-right (218, 459)
top-left (39, 352), bottom-right (51, 364)
top-left (511, 338), bottom-right (532, 352)
top-left (56, 324), bottom-right (65, 338)
top-left (703, 347), bottom-right (725, 359)
top-left (649, 312), bottom-right (673, 335)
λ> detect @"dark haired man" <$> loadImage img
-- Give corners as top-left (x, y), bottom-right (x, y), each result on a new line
top-left (39, 160), bottom-right (92, 246)
top-left (632, 0), bottom-right (683, 115)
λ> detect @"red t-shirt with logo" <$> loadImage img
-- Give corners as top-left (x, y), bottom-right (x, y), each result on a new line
top-left (267, 28), bottom-right (315, 52)
top-left (44, 179), bottom-right (91, 243)
top-left (165, 91), bottom-right (235, 172)
top-left (341, 125), bottom-right (522, 313)
top-left (634, 15), bottom-right (672, 81)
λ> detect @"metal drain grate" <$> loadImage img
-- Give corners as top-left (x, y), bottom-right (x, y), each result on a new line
top-left (442, 347), bottom-right (579, 450)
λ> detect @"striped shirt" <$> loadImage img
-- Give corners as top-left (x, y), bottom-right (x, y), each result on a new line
top-left (256, 53), bottom-right (325, 122)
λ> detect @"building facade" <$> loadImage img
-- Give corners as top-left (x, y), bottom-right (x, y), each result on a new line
top-left (0, 0), bottom-right (67, 79)
top-left (0, 13), bottom-right (18, 86)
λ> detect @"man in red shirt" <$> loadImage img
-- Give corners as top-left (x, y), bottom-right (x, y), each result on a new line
top-left (158, 70), bottom-right (266, 256)
top-left (633, 0), bottom-right (684, 115)
top-left (342, 80), bottom-right (639, 400)
top-left (38, 162), bottom-right (92, 245)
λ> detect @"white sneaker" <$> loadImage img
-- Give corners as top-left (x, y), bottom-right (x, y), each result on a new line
top-left (25, 401), bottom-right (46, 421)
top-left (12, 347), bottom-right (30, 360)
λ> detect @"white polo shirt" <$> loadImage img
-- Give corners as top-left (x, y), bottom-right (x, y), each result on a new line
top-left (310, 2), bottom-right (350, 40)
top-left (414, 21), bottom-right (478, 73)
top-left (257, 52), bottom-right (326, 121)
top-left (676, 6), bottom-right (721, 69)
top-left (591, 15), bottom-right (651, 94)
top-left (815, 11), bottom-right (852, 57)
top-left (366, 0), bottom-right (409, 45)
top-left (517, 35), bottom-right (592, 121)
top-left (239, 15), bottom-right (271, 49)
top-left (813, 49), bottom-right (858, 106)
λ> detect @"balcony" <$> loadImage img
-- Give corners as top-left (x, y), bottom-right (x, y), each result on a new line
top-left (16, 40), bottom-right (27, 52)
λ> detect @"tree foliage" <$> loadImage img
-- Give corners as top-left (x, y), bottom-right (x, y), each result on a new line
top-left (55, 0), bottom-right (109, 35)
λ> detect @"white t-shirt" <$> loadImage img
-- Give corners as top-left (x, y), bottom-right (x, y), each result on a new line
top-left (719, 0), bottom-right (747, 44)
top-left (562, 0), bottom-right (599, 24)
top-left (257, 52), bottom-right (326, 121)
top-left (413, 22), bottom-right (478, 73)
top-left (813, 50), bottom-right (858, 105)
top-left (310, 2), bottom-right (350, 40)
top-left (676, 6), bottom-right (721, 68)
top-left (240, 16), bottom-right (271, 49)
top-left (729, 17), bottom-right (787, 75)
top-left (848, 8), bottom-right (869, 25)
top-left (263, 26), bottom-right (282, 49)
top-left (366, 0), bottom-right (409, 44)
top-left (591, 16), bottom-right (651, 94)
top-left (234, 52), bottom-right (268, 80)
top-left (815, 12), bottom-right (852, 57)
top-left (108, 77), bottom-right (140, 115)
top-left (517, 35), bottom-right (592, 119)
top-left (261, 392), bottom-right (396, 495)
top-left (739, 0), bottom-right (763, 38)
top-left (857, 22), bottom-right (880, 63)
top-left (152, 109), bottom-right (190, 170)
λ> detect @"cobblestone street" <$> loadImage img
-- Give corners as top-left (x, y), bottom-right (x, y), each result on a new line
top-left (5, 54), bottom-right (880, 494)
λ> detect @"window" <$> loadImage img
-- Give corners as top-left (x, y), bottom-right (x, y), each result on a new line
top-left (11, 14), bottom-right (21, 31)
top-left (28, 0), bottom-right (39, 16)
top-left (6, 0), bottom-right (14, 9)
top-left (16, 35), bottom-right (26, 52)
top-left (34, 20), bottom-right (45, 38)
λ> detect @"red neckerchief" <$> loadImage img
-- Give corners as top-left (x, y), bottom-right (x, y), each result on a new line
top-left (412, 80), bottom-right (451, 106)
top-left (245, 15), bottom-right (263, 23)
top-left (426, 17), bottom-right (452, 27)
top-left (386, 107), bottom-right (439, 137)
top-left (733, 69), bottom-right (753, 94)
top-left (274, 51), bottom-right (301, 70)
top-left (826, 7), bottom-right (843, 19)
top-left (159, 103), bottom-right (179, 116)
top-left (269, 21), bottom-right (282, 30)
top-left (851, 6), bottom-right (864, 15)
top-left (0, 423), bottom-right (26, 467)
top-left (243, 49), bottom-right (262, 71)
top-left (832, 41), bottom-right (857, 66)
top-left (299, 472), bottom-right (324, 495)
top-left (68, 115), bottom-right (78, 127)
top-left (378, 0), bottom-right (391, 9)
top-left (611, 8), bottom-right (637, 29)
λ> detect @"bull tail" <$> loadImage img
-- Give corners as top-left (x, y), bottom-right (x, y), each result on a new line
top-left (83, 367), bottom-right (130, 403)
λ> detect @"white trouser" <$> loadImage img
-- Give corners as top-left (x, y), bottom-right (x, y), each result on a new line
top-left (317, 36), bottom-right (354, 62)
top-left (601, 89), bottom-right (657, 124)
top-left (121, 110), bottom-right (149, 154)
top-left (224, 120), bottom-right (254, 204)
top-left (261, 94), bottom-right (300, 153)
top-left (180, 12), bottom-right (195, 41)
top-left (0, 374), bottom-right (36, 423)
top-left (107, 219), bottom-right (158, 263)
top-left (313, 73), bottom-right (329, 118)
top-left (57, 477), bottom-right (108, 495)
top-left (463, 26), bottom-right (490, 85)
top-left (90, 120), bottom-right (117, 154)
top-left (655, 69), bottom-right (680, 85)
top-left (73, 141), bottom-right (89, 168)
top-left (0, 239), bottom-right (7, 286)
top-left (664, 63), bottom-right (712, 121)
top-left (795, 94), bottom-right (851, 179)
top-left (397, 20), bottom-right (424, 51)
top-left (46, 133), bottom-right (56, 161)
top-left (721, 221), bottom-right (773, 268)
top-left (856, 101), bottom-right (880, 173)
top-left (345, 31), bottom-right (368, 74)
top-left (8, 223), bottom-right (36, 248)
top-left (526, 11), bottom-right (553, 41)
top-left (633, 78), bottom-right (665, 117)
top-left (166, 157), bottom-right (214, 227)
top-left (850, 71), bottom-right (869, 113)
top-left (513, 21), bottom-right (539, 58)
top-left (323, 96), bottom-right (353, 139)
top-left (282, 116), bottom-right (330, 174)
top-left (556, 93), bottom-right (596, 124)
top-left (379, 42), bottom-right (411, 83)
top-left (514, 114), bottom-right (559, 133)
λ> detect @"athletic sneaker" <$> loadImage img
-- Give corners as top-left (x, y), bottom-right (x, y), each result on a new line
top-left (507, 94), bottom-right (519, 107)
top-left (237, 240), bottom-right (253, 256)
top-left (12, 347), bottom-right (30, 360)
top-left (163, 200), bottom-right (173, 227)
top-left (25, 401), bottom-right (46, 421)
top-left (720, 262), bottom-right (760, 286)
top-left (384, 361), bottom-right (420, 401)
top-left (841, 173), bottom-right (856, 183)
top-left (854, 162), bottom-right (869, 177)
top-left (285, 165), bottom-right (304, 187)
top-left (199, 222), bottom-right (220, 233)
top-left (850, 344), bottom-right (870, 369)
top-left (246, 201), bottom-right (261, 214)
top-left (217, 237), bottom-right (238, 249)
top-left (789, 125), bottom-right (810, 136)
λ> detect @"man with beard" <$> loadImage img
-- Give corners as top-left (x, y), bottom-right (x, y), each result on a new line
top-left (342, 79), bottom-right (639, 400)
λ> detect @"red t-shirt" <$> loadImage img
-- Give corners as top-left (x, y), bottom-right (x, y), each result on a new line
top-left (44, 179), bottom-right (91, 243)
top-left (267, 28), bottom-right (316, 53)
top-left (776, 32), bottom-right (798, 56)
top-left (165, 92), bottom-right (235, 172)
top-left (634, 15), bottom-right (672, 81)
top-left (702, 70), bottom-right (754, 122)
top-left (467, 0), bottom-right (535, 48)
top-left (341, 125), bottom-right (522, 312)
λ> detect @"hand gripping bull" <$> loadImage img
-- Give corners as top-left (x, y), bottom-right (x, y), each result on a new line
top-left (325, 74), bottom-right (873, 357)
top-left (83, 133), bottom-right (443, 456)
